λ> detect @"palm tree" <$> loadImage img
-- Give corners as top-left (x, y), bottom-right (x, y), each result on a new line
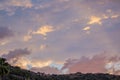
top-left (0, 57), bottom-right (10, 80)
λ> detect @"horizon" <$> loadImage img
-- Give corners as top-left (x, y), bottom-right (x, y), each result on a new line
top-left (0, 0), bottom-right (120, 75)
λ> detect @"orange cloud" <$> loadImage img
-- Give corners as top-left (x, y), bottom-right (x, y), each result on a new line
top-left (102, 14), bottom-right (109, 19)
top-left (30, 60), bottom-right (52, 68)
top-left (83, 26), bottom-right (91, 31)
top-left (24, 35), bottom-right (32, 42)
top-left (10, 58), bottom-right (52, 70)
top-left (7, 56), bottom-right (52, 69)
top-left (33, 25), bottom-right (54, 36)
top-left (13, 57), bottom-right (31, 69)
top-left (88, 16), bottom-right (102, 25)
top-left (2, 48), bottom-right (31, 69)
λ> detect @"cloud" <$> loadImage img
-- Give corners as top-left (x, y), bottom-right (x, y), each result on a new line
top-left (62, 53), bottom-right (120, 74)
top-left (0, 27), bottom-right (14, 40)
top-left (2, 48), bottom-right (52, 70)
top-left (23, 30), bottom-right (33, 42)
top-left (12, 58), bottom-right (52, 70)
top-left (23, 35), bottom-right (32, 42)
top-left (30, 60), bottom-right (52, 68)
top-left (31, 66), bottom-right (61, 74)
top-left (0, 0), bottom-right (33, 9)
top-left (105, 56), bottom-right (120, 75)
top-left (33, 25), bottom-right (55, 36)
top-left (0, 40), bottom-right (9, 46)
top-left (2, 48), bottom-right (31, 69)
top-left (88, 16), bottom-right (102, 25)
top-left (111, 15), bottom-right (119, 19)
top-left (0, 0), bottom-right (33, 15)
top-left (2, 48), bottom-right (31, 61)
top-left (102, 14), bottom-right (109, 19)
top-left (9, 57), bottom-right (56, 72)
top-left (23, 25), bottom-right (55, 41)
top-left (61, 54), bottom-right (106, 73)
top-left (83, 26), bottom-right (91, 31)
top-left (12, 57), bottom-right (31, 69)
top-left (102, 14), bottom-right (119, 19)
top-left (10, 0), bottom-right (32, 8)
top-left (40, 44), bottom-right (48, 51)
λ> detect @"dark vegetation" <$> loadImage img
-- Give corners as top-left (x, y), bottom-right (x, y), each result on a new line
top-left (0, 57), bottom-right (120, 80)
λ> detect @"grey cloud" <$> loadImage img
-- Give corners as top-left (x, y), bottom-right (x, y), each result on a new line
top-left (2, 48), bottom-right (31, 60)
top-left (0, 27), bottom-right (14, 39)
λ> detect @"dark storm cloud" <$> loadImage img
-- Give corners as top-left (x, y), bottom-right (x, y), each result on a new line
top-left (0, 27), bottom-right (14, 39)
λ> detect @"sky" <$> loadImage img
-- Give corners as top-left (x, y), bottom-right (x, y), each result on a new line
top-left (0, 0), bottom-right (120, 75)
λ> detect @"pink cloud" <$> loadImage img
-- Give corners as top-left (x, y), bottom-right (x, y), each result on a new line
top-left (62, 53), bottom-right (110, 73)
top-left (62, 53), bottom-right (120, 74)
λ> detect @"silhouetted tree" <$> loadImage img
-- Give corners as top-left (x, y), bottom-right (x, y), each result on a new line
top-left (0, 57), bottom-right (10, 80)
